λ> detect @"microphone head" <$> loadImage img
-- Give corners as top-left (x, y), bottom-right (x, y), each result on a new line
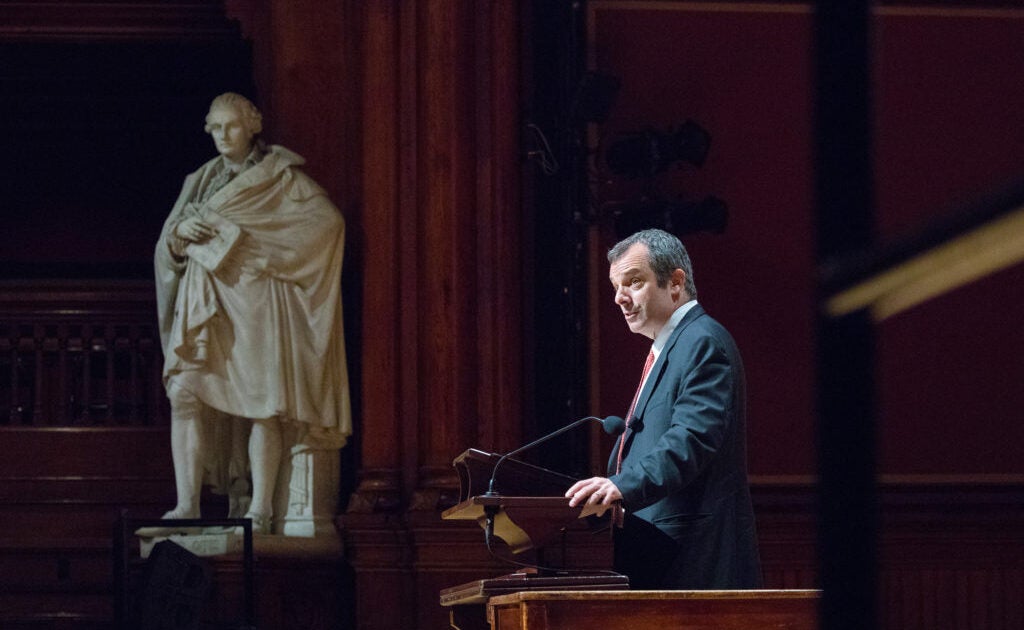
top-left (602, 415), bottom-right (626, 436)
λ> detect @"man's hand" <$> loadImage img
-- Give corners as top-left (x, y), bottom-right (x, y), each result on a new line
top-left (175, 216), bottom-right (218, 243)
top-left (565, 476), bottom-right (623, 514)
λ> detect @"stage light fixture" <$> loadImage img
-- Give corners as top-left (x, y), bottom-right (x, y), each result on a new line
top-left (605, 120), bottom-right (711, 178)
top-left (609, 195), bottom-right (728, 238)
top-left (572, 72), bottom-right (621, 124)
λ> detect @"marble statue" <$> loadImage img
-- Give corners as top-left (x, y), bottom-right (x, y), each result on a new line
top-left (152, 92), bottom-right (351, 536)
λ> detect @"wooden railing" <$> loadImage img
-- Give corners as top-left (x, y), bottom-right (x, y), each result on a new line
top-left (0, 279), bottom-right (168, 427)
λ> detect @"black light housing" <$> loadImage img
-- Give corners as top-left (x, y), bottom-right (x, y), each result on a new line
top-left (609, 195), bottom-right (728, 238)
top-left (605, 120), bottom-right (711, 178)
top-left (572, 72), bottom-right (621, 124)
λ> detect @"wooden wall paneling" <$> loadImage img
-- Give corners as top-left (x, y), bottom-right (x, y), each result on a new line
top-left (395, 0), bottom-right (424, 525)
top-left (342, 2), bottom-right (527, 629)
top-left (260, 0), bottom-right (356, 204)
top-left (473, 0), bottom-right (524, 458)
top-left (876, 479), bottom-right (1024, 630)
top-left (347, 1), bottom-right (405, 515)
top-left (250, 550), bottom-right (352, 630)
top-left (341, 3), bottom-right (413, 629)
top-left (749, 480), bottom-right (818, 590)
top-left (414, 0), bottom-right (478, 509)
top-left (748, 478), bottom-right (1024, 630)
top-left (405, 0), bottom-right (524, 508)
top-left (409, 3), bottom-right (527, 626)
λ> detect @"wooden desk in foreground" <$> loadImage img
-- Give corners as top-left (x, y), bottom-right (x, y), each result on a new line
top-left (486, 589), bottom-right (820, 630)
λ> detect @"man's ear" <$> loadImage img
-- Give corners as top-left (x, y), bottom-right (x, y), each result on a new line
top-left (672, 269), bottom-right (686, 298)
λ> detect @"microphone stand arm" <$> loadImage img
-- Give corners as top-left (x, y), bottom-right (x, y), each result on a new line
top-left (484, 416), bottom-right (598, 497)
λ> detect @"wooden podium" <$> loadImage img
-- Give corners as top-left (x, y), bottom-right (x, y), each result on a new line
top-left (440, 450), bottom-right (820, 630)
top-left (439, 449), bottom-right (628, 607)
top-left (486, 590), bottom-right (820, 630)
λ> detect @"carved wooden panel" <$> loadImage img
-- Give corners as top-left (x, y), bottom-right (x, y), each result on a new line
top-left (0, 1), bottom-right (240, 41)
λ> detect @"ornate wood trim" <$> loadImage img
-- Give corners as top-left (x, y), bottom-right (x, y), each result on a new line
top-left (0, 1), bottom-right (241, 41)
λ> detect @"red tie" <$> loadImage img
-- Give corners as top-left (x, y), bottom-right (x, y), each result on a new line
top-left (616, 349), bottom-right (655, 475)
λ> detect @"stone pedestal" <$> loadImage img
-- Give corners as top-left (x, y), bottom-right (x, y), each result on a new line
top-left (274, 428), bottom-right (342, 538)
top-left (139, 529), bottom-right (244, 558)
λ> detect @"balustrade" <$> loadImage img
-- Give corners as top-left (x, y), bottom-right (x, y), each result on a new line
top-left (0, 280), bottom-right (167, 427)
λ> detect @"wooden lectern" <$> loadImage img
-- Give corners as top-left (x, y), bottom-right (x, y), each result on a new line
top-left (440, 449), bottom-right (820, 630)
top-left (439, 448), bottom-right (628, 607)
top-left (486, 590), bottom-right (821, 630)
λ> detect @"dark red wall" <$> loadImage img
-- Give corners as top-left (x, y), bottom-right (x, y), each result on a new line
top-left (588, 3), bottom-right (1024, 476)
top-left (873, 10), bottom-right (1024, 474)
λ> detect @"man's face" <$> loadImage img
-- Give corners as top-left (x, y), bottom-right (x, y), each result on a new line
top-left (608, 242), bottom-right (684, 340)
top-left (207, 106), bottom-right (254, 163)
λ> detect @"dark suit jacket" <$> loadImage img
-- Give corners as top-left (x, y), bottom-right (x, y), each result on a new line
top-left (608, 304), bottom-right (762, 589)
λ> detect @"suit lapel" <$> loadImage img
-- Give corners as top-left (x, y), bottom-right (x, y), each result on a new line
top-left (624, 304), bottom-right (706, 437)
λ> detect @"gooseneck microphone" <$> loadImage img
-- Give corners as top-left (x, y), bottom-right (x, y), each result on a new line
top-left (484, 415), bottom-right (625, 497)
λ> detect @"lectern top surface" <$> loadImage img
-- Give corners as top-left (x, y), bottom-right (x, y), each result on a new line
top-left (488, 589), bottom-right (821, 604)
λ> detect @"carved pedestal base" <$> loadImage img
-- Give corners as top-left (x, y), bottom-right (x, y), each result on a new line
top-left (139, 529), bottom-right (244, 558)
top-left (274, 428), bottom-right (342, 539)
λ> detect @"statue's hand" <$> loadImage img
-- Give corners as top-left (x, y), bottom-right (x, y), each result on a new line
top-left (175, 216), bottom-right (218, 243)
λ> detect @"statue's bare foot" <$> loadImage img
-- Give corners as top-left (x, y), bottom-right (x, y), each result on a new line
top-left (134, 507), bottom-right (201, 537)
top-left (241, 512), bottom-right (272, 536)
top-left (160, 507), bottom-right (199, 520)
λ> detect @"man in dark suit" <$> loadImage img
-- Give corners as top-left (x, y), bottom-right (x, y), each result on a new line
top-left (566, 228), bottom-right (762, 589)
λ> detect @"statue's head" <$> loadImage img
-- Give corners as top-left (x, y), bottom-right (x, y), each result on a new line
top-left (204, 92), bottom-right (263, 135)
top-left (204, 92), bottom-right (262, 163)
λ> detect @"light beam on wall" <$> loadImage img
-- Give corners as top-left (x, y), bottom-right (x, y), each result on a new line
top-left (823, 180), bottom-right (1024, 321)
top-left (825, 204), bottom-right (1024, 321)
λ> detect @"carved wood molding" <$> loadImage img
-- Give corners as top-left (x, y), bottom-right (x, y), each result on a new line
top-left (0, 279), bottom-right (156, 319)
top-left (0, 1), bottom-right (241, 41)
top-left (345, 467), bottom-right (403, 514)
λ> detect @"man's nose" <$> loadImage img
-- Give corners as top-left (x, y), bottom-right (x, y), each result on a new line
top-left (614, 288), bottom-right (629, 305)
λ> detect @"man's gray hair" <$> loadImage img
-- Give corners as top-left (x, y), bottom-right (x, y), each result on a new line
top-left (608, 228), bottom-right (697, 299)
top-left (204, 92), bottom-right (263, 136)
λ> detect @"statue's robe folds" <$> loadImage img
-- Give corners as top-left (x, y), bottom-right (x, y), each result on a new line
top-left (155, 145), bottom-right (351, 498)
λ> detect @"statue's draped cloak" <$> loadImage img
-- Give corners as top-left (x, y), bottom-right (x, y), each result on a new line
top-left (155, 146), bottom-right (351, 493)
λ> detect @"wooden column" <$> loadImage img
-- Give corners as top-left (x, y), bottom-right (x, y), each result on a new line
top-left (342, 4), bottom-right (414, 624)
top-left (341, 2), bottom-right (525, 629)
top-left (344, 0), bottom-right (524, 516)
